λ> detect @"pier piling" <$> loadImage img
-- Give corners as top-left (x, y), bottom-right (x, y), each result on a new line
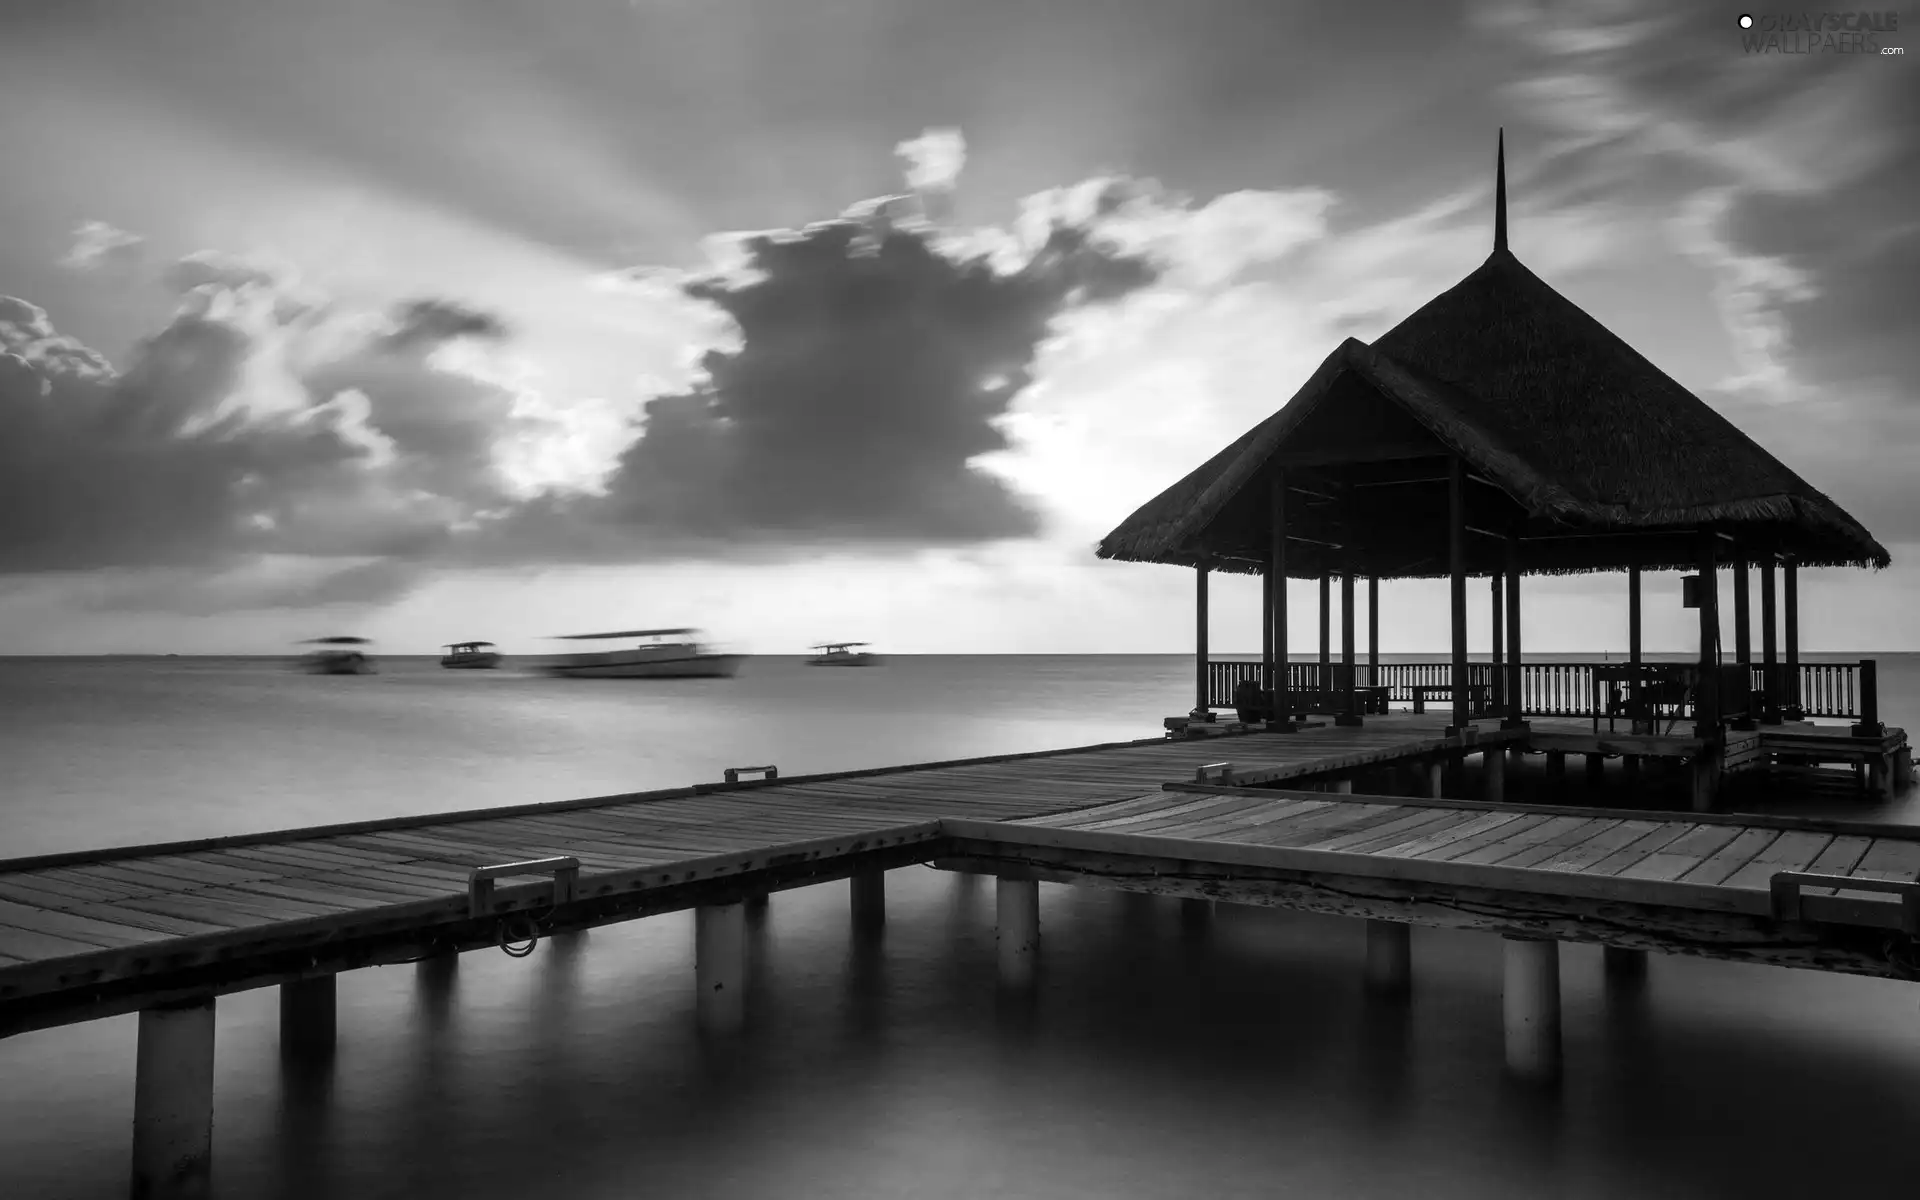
top-left (1365, 920), bottom-right (1412, 997)
top-left (996, 876), bottom-right (1040, 990)
top-left (131, 997), bottom-right (215, 1200)
top-left (1603, 945), bottom-right (1648, 986)
top-left (278, 975), bottom-right (335, 1062)
top-left (851, 868), bottom-right (886, 934)
top-left (1502, 937), bottom-right (1562, 1081)
top-left (695, 903), bottom-right (747, 1033)
top-left (1483, 747), bottom-right (1505, 803)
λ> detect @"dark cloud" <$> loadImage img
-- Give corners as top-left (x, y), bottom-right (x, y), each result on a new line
top-left (465, 218), bottom-right (1155, 561)
top-left (1720, 142), bottom-right (1920, 392)
top-left (378, 298), bottom-right (511, 353)
top-left (0, 291), bottom-right (510, 587)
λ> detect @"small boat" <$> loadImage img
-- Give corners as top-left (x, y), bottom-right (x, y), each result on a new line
top-left (299, 636), bottom-right (375, 675)
top-left (543, 628), bottom-right (743, 679)
top-left (440, 641), bottom-right (503, 669)
top-left (807, 642), bottom-right (881, 666)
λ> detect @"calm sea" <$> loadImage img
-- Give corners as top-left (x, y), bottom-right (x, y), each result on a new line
top-left (1, 653), bottom-right (1917, 1199)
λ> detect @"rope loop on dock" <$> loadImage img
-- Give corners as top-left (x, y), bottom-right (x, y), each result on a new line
top-left (498, 914), bottom-right (543, 958)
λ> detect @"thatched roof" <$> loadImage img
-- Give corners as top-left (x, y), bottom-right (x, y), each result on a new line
top-left (1096, 162), bottom-right (1889, 579)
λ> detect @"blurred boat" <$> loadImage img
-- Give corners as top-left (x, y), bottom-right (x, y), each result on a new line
top-left (440, 641), bottom-right (503, 669)
top-left (299, 636), bottom-right (375, 675)
top-left (807, 642), bottom-right (881, 666)
top-left (543, 628), bottom-right (742, 679)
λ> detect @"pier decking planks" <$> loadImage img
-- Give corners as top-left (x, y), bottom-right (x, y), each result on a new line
top-left (3, 713), bottom-right (1917, 1030)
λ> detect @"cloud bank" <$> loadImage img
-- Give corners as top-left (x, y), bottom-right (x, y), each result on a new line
top-left (1, 129), bottom-right (1164, 607)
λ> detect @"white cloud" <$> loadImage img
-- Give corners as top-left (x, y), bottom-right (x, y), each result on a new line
top-left (895, 127), bottom-right (968, 193)
top-left (61, 220), bottom-right (147, 273)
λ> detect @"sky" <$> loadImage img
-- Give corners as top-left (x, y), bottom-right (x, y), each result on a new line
top-left (0, 0), bottom-right (1915, 655)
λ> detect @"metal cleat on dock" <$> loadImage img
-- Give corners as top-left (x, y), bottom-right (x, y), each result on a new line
top-left (723, 764), bottom-right (779, 784)
top-left (1195, 762), bottom-right (1236, 784)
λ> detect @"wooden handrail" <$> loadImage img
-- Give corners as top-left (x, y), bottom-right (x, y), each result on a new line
top-left (1770, 870), bottom-right (1920, 934)
top-left (1205, 659), bottom-right (1868, 721)
top-left (469, 856), bottom-right (582, 918)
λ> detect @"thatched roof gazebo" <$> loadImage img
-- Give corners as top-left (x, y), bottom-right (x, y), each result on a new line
top-left (1097, 133), bottom-right (1891, 772)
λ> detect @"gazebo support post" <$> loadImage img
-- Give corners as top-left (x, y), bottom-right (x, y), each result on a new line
top-left (1318, 571), bottom-right (1332, 717)
top-left (1447, 457), bottom-right (1469, 735)
top-left (1732, 555), bottom-right (1755, 730)
top-left (1338, 567), bottom-right (1361, 726)
top-left (1783, 557), bottom-right (1803, 720)
top-left (1270, 474), bottom-right (1294, 731)
top-left (1367, 574), bottom-right (1380, 713)
top-left (1192, 559), bottom-right (1212, 721)
top-left (1503, 538), bottom-right (1524, 730)
top-left (1692, 531), bottom-right (1722, 812)
top-left (1491, 572), bottom-right (1505, 714)
top-left (1761, 559), bottom-right (1781, 724)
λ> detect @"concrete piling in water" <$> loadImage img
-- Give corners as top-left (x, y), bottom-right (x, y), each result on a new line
top-left (996, 876), bottom-right (1040, 990)
top-left (1604, 945), bottom-right (1649, 985)
top-left (1425, 760), bottom-right (1445, 799)
top-left (1502, 936), bottom-right (1562, 1081)
top-left (695, 902), bottom-right (747, 1033)
top-left (131, 997), bottom-right (216, 1200)
top-left (1180, 897), bottom-right (1214, 931)
top-left (851, 868), bottom-right (886, 935)
top-left (278, 975), bottom-right (336, 1063)
top-left (1365, 920), bottom-right (1412, 997)
top-left (1483, 746), bottom-right (1505, 803)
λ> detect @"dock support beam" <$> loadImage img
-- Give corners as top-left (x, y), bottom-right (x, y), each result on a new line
top-left (1425, 760), bottom-right (1445, 799)
top-left (1502, 937), bottom-right (1561, 1082)
top-left (278, 975), bottom-right (335, 1062)
top-left (695, 903), bottom-right (746, 1034)
top-left (131, 997), bottom-right (215, 1200)
top-left (851, 868), bottom-right (886, 934)
top-left (1504, 538), bottom-right (1524, 728)
top-left (1483, 745), bottom-right (1505, 803)
top-left (996, 875), bottom-right (1040, 990)
top-left (1365, 920), bottom-right (1411, 997)
top-left (1691, 753), bottom-right (1719, 814)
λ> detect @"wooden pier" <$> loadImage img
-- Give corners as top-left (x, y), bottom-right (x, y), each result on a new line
top-left (2, 714), bottom-right (1916, 1196)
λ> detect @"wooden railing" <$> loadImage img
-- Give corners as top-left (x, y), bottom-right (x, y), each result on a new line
top-left (1204, 660), bottom-right (1872, 721)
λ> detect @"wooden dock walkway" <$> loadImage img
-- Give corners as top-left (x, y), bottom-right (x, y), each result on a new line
top-left (2, 713), bottom-right (1916, 1035)
top-left (0, 717), bottom-right (1466, 1034)
top-left (3, 713), bottom-right (1917, 1196)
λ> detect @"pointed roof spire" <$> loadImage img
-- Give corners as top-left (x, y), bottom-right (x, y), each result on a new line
top-left (1494, 128), bottom-right (1508, 253)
